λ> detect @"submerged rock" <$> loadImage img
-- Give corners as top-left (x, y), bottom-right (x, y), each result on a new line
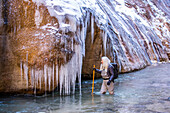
top-left (0, 0), bottom-right (169, 95)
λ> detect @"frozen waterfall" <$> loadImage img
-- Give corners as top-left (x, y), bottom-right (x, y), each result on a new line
top-left (14, 0), bottom-right (170, 95)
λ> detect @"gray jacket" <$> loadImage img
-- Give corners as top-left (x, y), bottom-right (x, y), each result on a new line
top-left (95, 64), bottom-right (115, 82)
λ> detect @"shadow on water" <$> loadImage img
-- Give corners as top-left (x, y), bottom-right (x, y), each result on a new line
top-left (0, 63), bottom-right (170, 113)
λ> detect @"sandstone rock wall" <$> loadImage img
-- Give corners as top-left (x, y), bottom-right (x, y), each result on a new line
top-left (0, 0), bottom-right (169, 95)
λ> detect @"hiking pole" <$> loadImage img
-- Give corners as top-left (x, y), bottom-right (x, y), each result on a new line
top-left (91, 65), bottom-right (95, 95)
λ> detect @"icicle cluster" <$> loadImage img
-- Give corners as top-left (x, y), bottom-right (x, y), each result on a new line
top-left (18, 0), bottom-right (169, 95)
top-left (20, 45), bottom-right (83, 95)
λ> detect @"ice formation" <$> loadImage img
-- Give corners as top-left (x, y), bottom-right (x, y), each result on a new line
top-left (17, 0), bottom-right (170, 95)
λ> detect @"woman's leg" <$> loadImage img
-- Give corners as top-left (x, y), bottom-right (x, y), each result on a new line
top-left (100, 80), bottom-right (107, 94)
top-left (108, 82), bottom-right (114, 95)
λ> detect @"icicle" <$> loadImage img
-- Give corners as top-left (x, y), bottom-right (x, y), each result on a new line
top-left (23, 63), bottom-right (28, 88)
top-left (20, 60), bottom-right (22, 81)
top-left (66, 64), bottom-right (70, 94)
top-left (52, 62), bottom-right (55, 91)
top-left (71, 54), bottom-right (76, 94)
top-left (68, 61), bottom-right (71, 95)
top-left (56, 64), bottom-right (58, 88)
top-left (59, 65), bottom-right (64, 95)
top-left (34, 70), bottom-right (39, 95)
top-left (48, 66), bottom-right (52, 91)
top-left (103, 30), bottom-right (107, 55)
top-left (56, 44), bottom-right (83, 95)
top-left (91, 14), bottom-right (94, 44)
top-left (68, 72), bottom-right (70, 94)
top-left (44, 64), bottom-right (47, 95)
top-left (64, 67), bottom-right (68, 94)
top-left (26, 52), bottom-right (28, 88)
top-left (75, 45), bottom-right (82, 95)
top-left (81, 19), bottom-right (86, 56)
top-left (84, 12), bottom-right (89, 37)
top-left (79, 46), bottom-right (82, 95)
top-left (34, 77), bottom-right (36, 95)
top-left (31, 67), bottom-right (34, 89)
top-left (39, 70), bottom-right (43, 90)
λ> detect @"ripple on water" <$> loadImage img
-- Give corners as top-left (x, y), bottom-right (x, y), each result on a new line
top-left (0, 64), bottom-right (170, 113)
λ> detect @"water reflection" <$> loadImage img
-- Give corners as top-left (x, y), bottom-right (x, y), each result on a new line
top-left (0, 64), bottom-right (170, 113)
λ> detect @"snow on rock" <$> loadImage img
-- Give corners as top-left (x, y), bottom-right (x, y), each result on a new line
top-left (0, 0), bottom-right (169, 95)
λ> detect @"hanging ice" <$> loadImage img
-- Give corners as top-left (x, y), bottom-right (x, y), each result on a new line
top-left (58, 44), bottom-right (83, 95)
top-left (103, 30), bottom-right (107, 56)
top-left (91, 14), bottom-right (94, 44)
top-left (44, 64), bottom-right (47, 95)
top-left (23, 53), bottom-right (29, 89)
top-left (20, 60), bottom-right (22, 81)
top-left (56, 64), bottom-right (59, 90)
top-left (18, 0), bottom-right (169, 96)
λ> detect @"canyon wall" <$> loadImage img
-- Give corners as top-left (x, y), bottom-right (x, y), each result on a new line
top-left (0, 0), bottom-right (169, 95)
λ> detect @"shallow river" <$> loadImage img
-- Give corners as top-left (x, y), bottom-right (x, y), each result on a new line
top-left (0, 63), bottom-right (170, 113)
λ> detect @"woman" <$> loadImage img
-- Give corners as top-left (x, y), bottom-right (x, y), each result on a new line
top-left (94, 56), bottom-right (115, 95)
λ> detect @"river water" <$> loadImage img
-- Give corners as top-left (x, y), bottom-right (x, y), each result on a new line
top-left (0, 63), bottom-right (170, 113)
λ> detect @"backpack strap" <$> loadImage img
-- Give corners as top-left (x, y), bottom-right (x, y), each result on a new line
top-left (108, 64), bottom-right (114, 82)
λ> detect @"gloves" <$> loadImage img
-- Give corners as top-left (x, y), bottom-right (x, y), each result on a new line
top-left (107, 80), bottom-right (111, 85)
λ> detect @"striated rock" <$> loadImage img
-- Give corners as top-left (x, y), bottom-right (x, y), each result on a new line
top-left (0, 0), bottom-right (83, 95)
top-left (0, 0), bottom-right (169, 95)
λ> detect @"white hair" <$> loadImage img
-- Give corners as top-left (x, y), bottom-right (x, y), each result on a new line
top-left (100, 56), bottom-right (111, 72)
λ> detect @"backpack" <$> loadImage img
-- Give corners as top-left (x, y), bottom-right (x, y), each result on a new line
top-left (110, 63), bottom-right (119, 79)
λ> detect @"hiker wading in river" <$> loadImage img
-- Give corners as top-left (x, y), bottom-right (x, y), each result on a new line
top-left (93, 56), bottom-right (115, 95)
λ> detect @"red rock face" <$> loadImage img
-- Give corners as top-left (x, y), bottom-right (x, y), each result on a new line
top-left (0, 0), bottom-right (169, 95)
top-left (0, 0), bottom-right (79, 94)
